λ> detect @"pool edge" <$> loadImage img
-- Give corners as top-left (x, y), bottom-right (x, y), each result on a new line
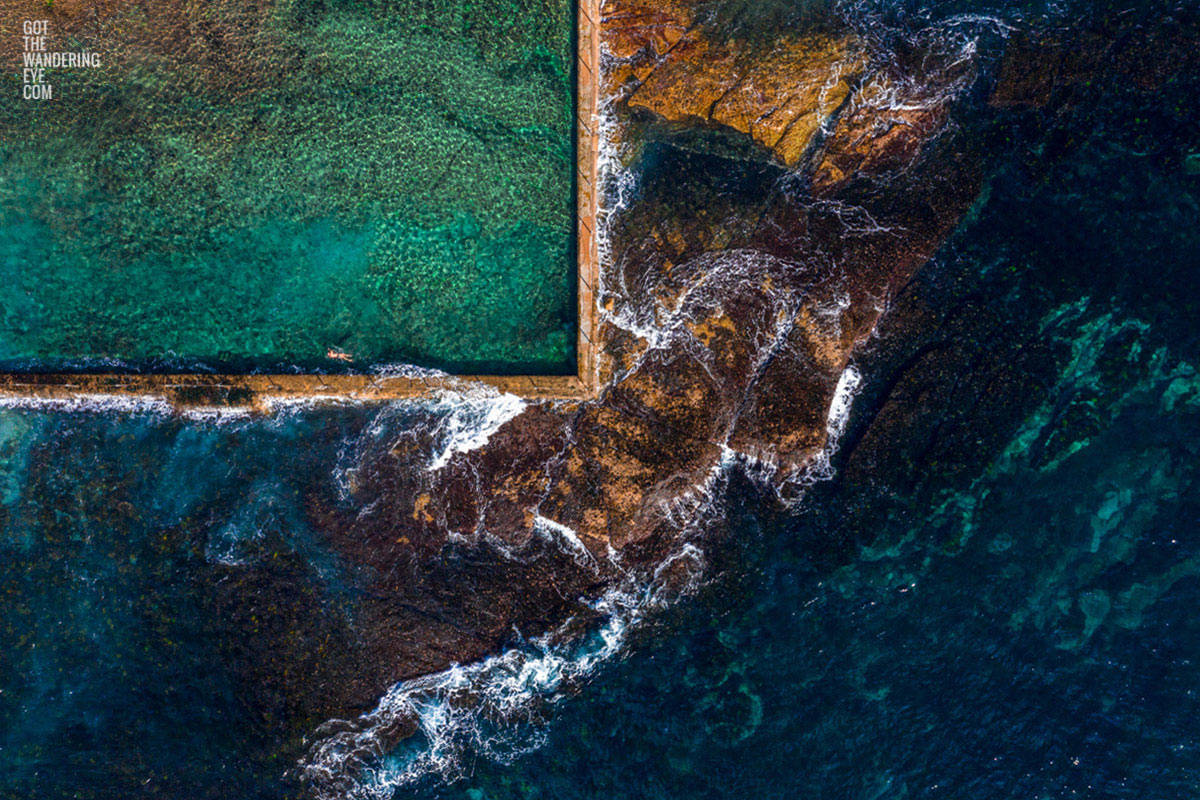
top-left (0, 0), bottom-right (603, 411)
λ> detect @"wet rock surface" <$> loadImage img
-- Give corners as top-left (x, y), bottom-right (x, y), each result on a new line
top-left (290, 1), bottom-right (997, 783)
top-left (292, 6), bottom-right (1200, 787)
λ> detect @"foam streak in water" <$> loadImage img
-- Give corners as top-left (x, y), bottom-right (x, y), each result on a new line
top-left (299, 543), bottom-right (707, 799)
top-left (298, 350), bottom-right (867, 795)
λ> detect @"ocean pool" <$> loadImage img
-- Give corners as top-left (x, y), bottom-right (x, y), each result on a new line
top-left (0, 0), bottom-right (577, 375)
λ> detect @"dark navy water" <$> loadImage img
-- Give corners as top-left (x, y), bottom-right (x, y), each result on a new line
top-left (3, 0), bottom-right (1200, 797)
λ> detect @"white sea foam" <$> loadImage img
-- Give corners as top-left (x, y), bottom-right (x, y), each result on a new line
top-left (299, 542), bottom-right (707, 799)
top-left (368, 363), bottom-right (452, 380)
top-left (259, 395), bottom-right (367, 413)
top-left (178, 405), bottom-right (257, 423)
top-left (798, 363), bottom-right (864, 489)
top-left (595, 103), bottom-right (639, 276)
top-left (426, 390), bottom-right (527, 472)
top-left (827, 365), bottom-right (863, 442)
top-left (0, 393), bottom-right (173, 415)
top-left (532, 514), bottom-right (598, 570)
top-left (205, 514), bottom-right (265, 567)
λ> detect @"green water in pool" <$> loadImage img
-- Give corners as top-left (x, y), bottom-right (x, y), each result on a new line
top-left (0, 0), bottom-right (576, 374)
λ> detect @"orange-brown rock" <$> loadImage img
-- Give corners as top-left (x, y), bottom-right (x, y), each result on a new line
top-left (602, 0), bottom-right (698, 94)
top-left (602, 0), bottom-right (695, 66)
top-left (626, 30), bottom-right (866, 167)
top-left (812, 72), bottom-right (950, 195)
top-left (604, 1), bottom-right (867, 167)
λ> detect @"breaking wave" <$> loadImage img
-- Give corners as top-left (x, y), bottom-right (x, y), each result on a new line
top-left (425, 390), bottom-right (527, 473)
top-left (297, 348), bottom-right (866, 797)
top-left (299, 542), bottom-right (707, 799)
top-left (294, 15), bottom-right (897, 793)
top-left (0, 393), bottom-right (174, 415)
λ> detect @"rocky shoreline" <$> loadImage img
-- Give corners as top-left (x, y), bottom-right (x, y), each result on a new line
top-left (284, 2), bottom-right (1200, 790)
top-left (2, 1), bottom-right (1198, 797)
top-left (289, 1), bottom-right (1009, 785)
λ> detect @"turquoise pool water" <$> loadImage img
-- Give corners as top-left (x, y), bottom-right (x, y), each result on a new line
top-left (0, 0), bottom-right (576, 374)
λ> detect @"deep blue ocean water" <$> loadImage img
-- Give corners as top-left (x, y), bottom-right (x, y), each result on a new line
top-left (2, 0), bottom-right (1200, 798)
